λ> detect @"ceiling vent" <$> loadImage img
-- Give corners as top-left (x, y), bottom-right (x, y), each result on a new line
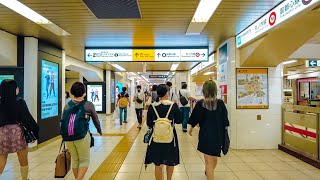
top-left (82, 0), bottom-right (141, 19)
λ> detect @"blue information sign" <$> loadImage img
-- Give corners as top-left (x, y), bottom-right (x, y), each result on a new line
top-left (306, 60), bottom-right (320, 67)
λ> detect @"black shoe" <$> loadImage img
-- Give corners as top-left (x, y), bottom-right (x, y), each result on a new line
top-left (120, 122), bottom-right (123, 125)
top-left (183, 129), bottom-right (187, 133)
top-left (123, 121), bottom-right (128, 123)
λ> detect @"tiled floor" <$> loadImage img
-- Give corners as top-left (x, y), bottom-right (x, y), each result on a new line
top-left (1, 108), bottom-right (320, 180)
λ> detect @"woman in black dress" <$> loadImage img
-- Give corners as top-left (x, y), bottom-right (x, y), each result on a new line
top-left (145, 84), bottom-right (181, 180)
top-left (188, 80), bottom-right (229, 180)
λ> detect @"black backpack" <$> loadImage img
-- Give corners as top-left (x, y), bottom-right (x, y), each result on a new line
top-left (60, 101), bottom-right (89, 141)
top-left (179, 91), bottom-right (188, 106)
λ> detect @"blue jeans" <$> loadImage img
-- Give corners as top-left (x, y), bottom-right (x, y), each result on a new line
top-left (119, 107), bottom-right (127, 123)
top-left (181, 107), bottom-right (190, 129)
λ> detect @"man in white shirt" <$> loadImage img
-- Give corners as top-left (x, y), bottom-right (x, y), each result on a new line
top-left (179, 83), bottom-right (192, 132)
top-left (166, 81), bottom-right (178, 103)
top-left (133, 85), bottom-right (145, 128)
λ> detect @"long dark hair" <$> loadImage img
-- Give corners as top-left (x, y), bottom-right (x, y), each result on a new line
top-left (0, 79), bottom-right (18, 119)
top-left (202, 80), bottom-right (218, 111)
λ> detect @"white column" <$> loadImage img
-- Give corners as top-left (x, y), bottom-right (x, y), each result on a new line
top-left (218, 37), bottom-right (282, 149)
top-left (105, 70), bottom-right (111, 114)
top-left (24, 37), bottom-right (38, 148)
top-left (61, 50), bottom-right (66, 107)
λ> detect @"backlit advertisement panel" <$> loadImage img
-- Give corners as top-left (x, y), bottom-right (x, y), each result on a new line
top-left (87, 85), bottom-right (103, 112)
top-left (41, 60), bottom-right (59, 119)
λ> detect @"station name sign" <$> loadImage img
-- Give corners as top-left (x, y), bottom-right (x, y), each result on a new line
top-left (85, 48), bottom-right (208, 62)
top-left (236, 0), bottom-right (319, 48)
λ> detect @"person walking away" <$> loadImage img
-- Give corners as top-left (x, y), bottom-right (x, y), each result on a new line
top-left (0, 80), bottom-right (39, 180)
top-left (166, 82), bottom-right (178, 103)
top-left (145, 84), bottom-right (181, 180)
top-left (179, 83), bottom-right (192, 132)
top-left (117, 87), bottom-right (130, 125)
top-left (134, 85), bottom-right (145, 128)
top-left (61, 82), bottom-right (102, 180)
top-left (151, 85), bottom-right (159, 103)
top-left (65, 91), bottom-right (71, 105)
top-left (188, 80), bottom-right (229, 180)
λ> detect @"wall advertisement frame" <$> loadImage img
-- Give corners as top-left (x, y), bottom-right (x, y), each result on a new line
top-left (236, 68), bottom-right (269, 109)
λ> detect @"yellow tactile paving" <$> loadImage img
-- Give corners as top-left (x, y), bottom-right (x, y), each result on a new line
top-left (90, 121), bottom-right (143, 180)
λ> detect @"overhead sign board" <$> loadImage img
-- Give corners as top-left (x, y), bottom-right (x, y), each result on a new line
top-left (236, 0), bottom-right (319, 48)
top-left (149, 75), bottom-right (175, 78)
top-left (306, 60), bottom-right (320, 67)
top-left (85, 48), bottom-right (208, 62)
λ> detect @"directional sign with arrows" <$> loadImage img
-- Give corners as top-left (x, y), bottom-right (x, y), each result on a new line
top-left (306, 60), bottom-right (320, 67)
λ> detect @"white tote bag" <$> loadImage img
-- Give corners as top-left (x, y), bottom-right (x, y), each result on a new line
top-left (112, 108), bottom-right (119, 120)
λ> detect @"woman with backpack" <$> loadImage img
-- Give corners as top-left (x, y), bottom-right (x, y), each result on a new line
top-left (145, 84), bottom-right (181, 180)
top-left (0, 80), bottom-right (39, 180)
top-left (188, 80), bottom-right (230, 180)
top-left (61, 82), bottom-right (102, 180)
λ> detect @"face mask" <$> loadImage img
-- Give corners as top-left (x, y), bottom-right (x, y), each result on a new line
top-left (138, 90), bottom-right (141, 92)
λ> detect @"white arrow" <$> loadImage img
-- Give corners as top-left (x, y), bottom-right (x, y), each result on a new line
top-left (310, 61), bottom-right (317, 66)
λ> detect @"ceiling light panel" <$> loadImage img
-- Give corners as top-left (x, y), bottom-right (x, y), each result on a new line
top-left (186, 0), bottom-right (222, 35)
top-left (110, 64), bottom-right (126, 71)
top-left (170, 63), bottom-right (180, 71)
top-left (0, 0), bottom-right (70, 36)
top-left (203, 72), bottom-right (214, 75)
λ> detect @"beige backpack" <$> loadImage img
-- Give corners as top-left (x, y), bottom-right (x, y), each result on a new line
top-left (150, 103), bottom-right (174, 144)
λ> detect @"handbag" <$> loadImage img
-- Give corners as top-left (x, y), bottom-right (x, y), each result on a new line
top-left (20, 124), bottom-right (37, 143)
top-left (55, 141), bottom-right (71, 178)
top-left (90, 132), bottom-right (94, 148)
top-left (143, 128), bottom-right (152, 144)
top-left (179, 91), bottom-right (188, 106)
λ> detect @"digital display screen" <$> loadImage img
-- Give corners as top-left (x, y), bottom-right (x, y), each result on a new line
top-left (0, 75), bottom-right (14, 83)
top-left (41, 60), bottom-right (59, 119)
top-left (87, 85), bottom-right (103, 112)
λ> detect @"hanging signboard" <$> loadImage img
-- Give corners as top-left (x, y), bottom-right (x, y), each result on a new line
top-left (306, 59), bottom-right (320, 67)
top-left (236, 0), bottom-right (319, 48)
top-left (149, 75), bottom-right (175, 78)
top-left (236, 68), bottom-right (269, 109)
top-left (85, 48), bottom-right (208, 62)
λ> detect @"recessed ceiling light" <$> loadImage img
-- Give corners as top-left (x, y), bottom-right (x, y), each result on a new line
top-left (170, 63), bottom-right (180, 71)
top-left (186, 0), bottom-right (222, 35)
top-left (110, 64), bottom-right (126, 71)
top-left (0, 0), bottom-right (70, 36)
top-left (283, 60), bottom-right (297, 65)
top-left (203, 72), bottom-right (214, 75)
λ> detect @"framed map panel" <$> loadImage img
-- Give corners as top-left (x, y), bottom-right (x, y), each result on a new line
top-left (236, 68), bottom-right (269, 109)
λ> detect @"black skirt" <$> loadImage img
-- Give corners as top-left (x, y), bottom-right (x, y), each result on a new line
top-left (144, 130), bottom-right (180, 166)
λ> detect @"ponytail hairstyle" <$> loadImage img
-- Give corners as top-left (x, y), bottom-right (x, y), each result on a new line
top-left (202, 80), bottom-right (218, 111)
top-left (0, 79), bottom-right (18, 119)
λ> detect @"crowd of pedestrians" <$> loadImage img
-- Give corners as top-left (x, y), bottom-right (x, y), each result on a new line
top-left (0, 79), bottom-right (229, 180)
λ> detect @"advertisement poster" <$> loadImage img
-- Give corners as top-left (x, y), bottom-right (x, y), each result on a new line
top-left (218, 43), bottom-right (228, 103)
top-left (195, 83), bottom-right (203, 96)
top-left (236, 68), bottom-right (269, 109)
top-left (87, 85), bottom-right (103, 112)
top-left (0, 75), bottom-right (14, 83)
top-left (41, 60), bottom-right (59, 119)
top-left (111, 79), bottom-right (115, 103)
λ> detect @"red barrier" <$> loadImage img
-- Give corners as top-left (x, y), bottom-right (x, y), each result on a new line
top-left (284, 125), bottom-right (317, 138)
